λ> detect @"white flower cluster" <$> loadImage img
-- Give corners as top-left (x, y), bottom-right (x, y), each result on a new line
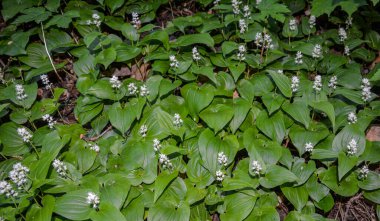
top-left (169, 55), bottom-right (179, 69)
top-left (313, 75), bottom-right (322, 92)
top-left (289, 19), bottom-right (297, 31)
top-left (243, 5), bottom-right (251, 19)
top-left (358, 165), bottom-right (369, 180)
top-left (237, 45), bottom-right (246, 61)
top-left (256, 0), bottom-right (262, 4)
top-left (231, 0), bottom-right (241, 15)
top-left (86, 13), bottom-right (101, 27)
top-left (277, 70), bottom-right (283, 74)
top-left (309, 15), bottom-right (316, 29)
top-left (347, 139), bottom-right (358, 156)
top-left (17, 127), bottom-right (32, 143)
top-left (159, 154), bottom-right (173, 169)
top-left (312, 44), bottom-right (322, 58)
top-left (251, 160), bottom-right (262, 176)
top-left (217, 152), bottom-right (228, 166)
top-left (192, 47), bottom-right (201, 61)
top-left (86, 192), bottom-right (100, 208)
top-left (347, 112), bottom-right (357, 124)
top-left (361, 78), bottom-right (371, 102)
top-left (295, 51), bottom-right (303, 64)
top-left (338, 27), bottom-right (347, 42)
top-left (173, 113), bottom-right (183, 127)
top-left (15, 84), bottom-right (27, 101)
top-left (0, 180), bottom-right (18, 198)
top-left (40, 74), bottom-right (52, 89)
top-left (328, 75), bottom-right (338, 90)
top-left (140, 84), bottom-right (149, 97)
top-left (88, 143), bottom-right (100, 153)
top-left (213, 0), bottom-right (221, 5)
top-left (304, 142), bottom-right (314, 152)
top-left (110, 76), bottom-right (121, 89)
top-left (139, 124), bottom-right (148, 137)
top-left (215, 170), bottom-right (225, 181)
top-left (153, 139), bottom-right (161, 152)
top-left (255, 32), bottom-right (274, 49)
top-left (131, 12), bottom-right (141, 29)
top-left (52, 159), bottom-right (68, 178)
top-left (291, 76), bottom-right (300, 92)
top-left (345, 17), bottom-right (352, 29)
top-left (42, 114), bottom-right (56, 129)
top-left (9, 163), bottom-right (29, 189)
top-left (239, 19), bottom-right (247, 34)
top-left (128, 83), bottom-right (138, 95)
top-left (344, 46), bottom-right (350, 56)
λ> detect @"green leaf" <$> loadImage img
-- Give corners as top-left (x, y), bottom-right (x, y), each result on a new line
top-left (181, 83), bottom-right (214, 118)
top-left (12, 7), bottom-right (52, 24)
top-left (1, 0), bottom-right (34, 21)
top-left (26, 195), bottom-right (55, 221)
top-left (246, 207), bottom-right (280, 221)
top-left (90, 202), bottom-right (126, 221)
top-left (220, 191), bottom-right (257, 221)
top-left (148, 201), bottom-right (190, 221)
top-left (332, 124), bottom-right (366, 156)
top-left (257, 0), bottom-right (291, 22)
top-left (199, 104), bottom-right (234, 133)
top-left (96, 47), bottom-right (116, 69)
top-left (105, 0), bottom-right (124, 13)
top-left (320, 166), bottom-right (359, 197)
top-left (19, 43), bottom-right (49, 68)
top-left (115, 44), bottom-right (141, 62)
top-left (237, 79), bottom-right (255, 103)
top-left (363, 189), bottom-right (380, 204)
top-left (25, 62), bottom-right (66, 81)
top-left (262, 93), bottom-right (285, 115)
top-left (54, 189), bottom-right (94, 220)
top-left (358, 171), bottom-right (380, 191)
top-left (222, 41), bottom-right (238, 57)
top-left (306, 174), bottom-right (330, 202)
top-left (256, 110), bottom-right (286, 143)
top-left (268, 71), bottom-right (292, 98)
top-left (309, 101), bottom-right (335, 131)
top-left (229, 98), bottom-right (251, 134)
top-left (338, 152), bottom-right (358, 181)
top-left (154, 171), bottom-right (179, 202)
top-left (291, 158), bottom-right (316, 186)
top-left (0, 31), bottom-right (30, 56)
top-left (259, 165), bottom-right (298, 188)
top-left (172, 33), bottom-right (214, 48)
top-left (311, 0), bottom-right (334, 16)
top-left (73, 54), bottom-right (97, 77)
top-left (365, 30), bottom-right (380, 50)
top-left (86, 79), bottom-right (125, 100)
top-left (283, 101), bottom-right (311, 128)
top-left (139, 30), bottom-right (169, 49)
top-left (281, 185), bottom-right (308, 211)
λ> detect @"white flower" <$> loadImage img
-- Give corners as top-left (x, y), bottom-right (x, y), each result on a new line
top-left (239, 19), bottom-right (247, 34)
top-left (86, 20), bottom-right (92, 25)
top-left (40, 74), bottom-right (52, 89)
top-left (328, 75), bottom-right (338, 90)
top-left (42, 114), bottom-right (56, 129)
top-left (255, 32), bottom-right (274, 49)
top-left (91, 13), bottom-right (101, 27)
top-left (169, 55), bottom-right (179, 69)
top-left (255, 32), bottom-right (263, 47)
top-left (109, 76), bottom-right (121, 89)
top-left (361, 78), bottom-right (371, 102)
top-left (347, 139), bottom-right (358, 156)
top-left (92, 13), bottom-right (100, 20)
top-left (304, 142), bottom-right (314, 152)
top-left (338, 27), bottom-right (347, 42)
top-left (173, 113), bottom-right (183, 127)
top-left (86, 192), bottom-right (100, 208)
top-left (345, 17), bottom-right (352, 29)
top-left (131, 12), bottom-right (141, 29)
top-left (192, 47), bottom-right (201, 61)
top-left (291, 76), bottom-right (300, 92)
top-left (159, 153), bottom-right (173, 169)
top-left (15, 84), bottom-right (27, 101)
top-left (237, 45), bottom-right (246, 61)
top-left (128, 83), bottom-right (138, 95)
top-left (256, 0), bottom-right (262, 4)
top-left (9, 163), bottom-right (29, 189)
top-left (52, 159), bottom-right (68, 178)
top-left (153, 139), bottom-right (161, 152)
top-left (263, 33), bottom-right (274, 49)
top-left (88, 143), bottom-right (100, 153)
top-left (344, 46), bottom-right (350, 56)
top-left (251, 160), bottom-right (262, 176)
top-left (217, 152), bottom-right (228, 166)
top-left (289, 19), bottom-right (297, 31)
top-left (358, 165), bottom-right (369, 180)
top-left (313, 75), bottom-right (322, 92)
top-left (231, 0), bottom-right (241, 15)
top-left (277, 70), bottom-right (283, 74)
top-left (0, 180), bottom-right (17, 198)
top-left (243, 5), bottom-right (251, 19)
top-left (309, 15), bottom-right (316, 29)
top-left (312, 44), bottom-right (322, 58)
top-left (295, 51), bottom-right (303, 64)
top-left (17, 127), bottom-right (32, 143)
top-left (213, 0), bottom-right (221, 5)
top-left (139, 84), bottom-right (149, 97)
top-left (215, 170), bottom-right (225, 181)
top-left (139, 124), bottom-right (148, 137)
top-left (347, 112), bottom-right (357, 124)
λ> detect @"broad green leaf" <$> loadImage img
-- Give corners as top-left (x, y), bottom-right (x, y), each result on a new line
top-left (0, 32), bottom-right (30, 56)
top-left (262, 93), bottom-right (285, 115)
top-left (311, 0), bottom-right (334, 16)
top-left (306, 174), bottom-right (330, 202)
top-left (310, 101), bottom-right (335, 131)
top-left (154, 171), bottom-right (179, 202)
top-left (291, 158), bottom-right (316, 186)
top-left (54, 189), bottom-right (94, 220)
top-left (115, 44), bottom-right (141, 62)
top-left (220, 190), bottom-right (257, 221)
top-left (256, 110), bottom-right (286, 143)
top-left (172, 33), bottom-right (214, 48)
top-left (246, 207), bottom-right (280, 221)
top-left (0, 122), bottom-right (29, 156)
top-left (268, 71), bottom-right (292, 98)
top-left (338, 151), bottom-right (358, 181)
top-left (96, 47), bottom-right (116, 68)
top-left (332, 124), bottom-right (366, 156)
top-left (90, 202), bottom-right (126, 221)
top-left (19, 43), bottom-right (49, 68)
top-left (281, 185), bottom-right (308, 211)
top-left (282, 101), bottom-right (311, 129)
top-left (26, 195), bottom-right (55, 221)
top-left (320, 166), bottom-right (359, 197)
top-left (105, 0), bottom-right (124, 13)
top-left (181, 83), bottom-right (214, 118)
top-left (358, 171), bottom-right (380, 191)
top-left (148, 201), bottom-right (190, 221)
top-left (363, 189), bottom-right (380, 204)
top-left (229, 98), bottom-right (251, 134)
top-left (199, 103), bottom-right (234, 133)
top-left (259, 165), bottom-right (298, 188)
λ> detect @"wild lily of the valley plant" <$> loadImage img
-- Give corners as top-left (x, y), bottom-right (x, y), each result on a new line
top-left (0, 0), bottom-right (380, 220)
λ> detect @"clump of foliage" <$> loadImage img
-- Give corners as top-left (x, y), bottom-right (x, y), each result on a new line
top-left (0, 0), bottom-right (380, 220)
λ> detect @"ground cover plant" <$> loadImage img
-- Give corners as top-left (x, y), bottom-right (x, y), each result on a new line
top-left (0, 0), bottom-right (380, 220)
